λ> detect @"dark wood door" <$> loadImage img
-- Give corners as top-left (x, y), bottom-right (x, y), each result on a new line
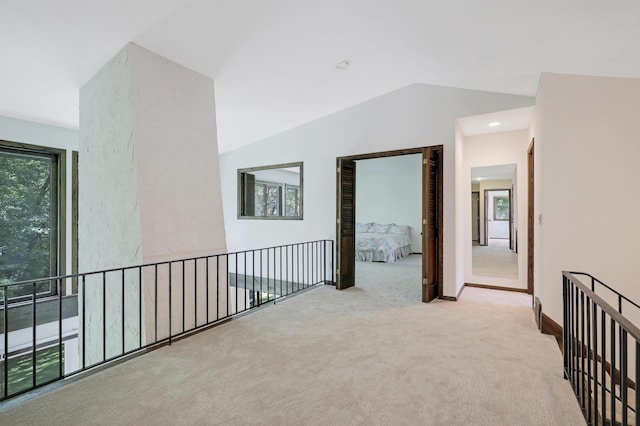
top-left (336, 158), bottom-right (356, 290)
top-left (483, 189), bottom-right (489, 246)
top-left (422, 147), bottom-right (440, 302)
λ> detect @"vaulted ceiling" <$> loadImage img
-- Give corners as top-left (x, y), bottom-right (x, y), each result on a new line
top-left (3, 0), bottom-right (640, 152)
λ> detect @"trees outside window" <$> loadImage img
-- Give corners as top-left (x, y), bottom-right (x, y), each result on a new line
top-left (0, 146), bottom-right (60, 299)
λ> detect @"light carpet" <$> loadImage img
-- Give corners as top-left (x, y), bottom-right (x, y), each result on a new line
top-left (472, 239), bottom-right (519, 279)
top-left (0, 258), bottom-right (584, 425)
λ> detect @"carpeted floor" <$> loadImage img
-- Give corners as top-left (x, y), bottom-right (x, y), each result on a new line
top-left (472, 239), bottom-right (518, 279)
top-left (0, 257), bottom-right (585, 425)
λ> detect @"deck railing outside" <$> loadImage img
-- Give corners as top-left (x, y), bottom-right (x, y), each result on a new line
top-left (0, 239), bottom-right (334, 401)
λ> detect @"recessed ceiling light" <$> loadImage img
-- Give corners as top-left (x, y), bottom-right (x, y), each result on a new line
top-left (336, 60), bottom-right (350, 71)
top-left (488, 121), bottom-right (501, 127)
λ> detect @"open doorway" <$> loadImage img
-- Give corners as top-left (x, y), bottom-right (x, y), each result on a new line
top-left (335, 146), bottom-right (443, 302)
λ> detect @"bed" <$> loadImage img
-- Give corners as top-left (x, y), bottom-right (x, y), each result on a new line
top-left (355, 222), bottom-right (412, 263)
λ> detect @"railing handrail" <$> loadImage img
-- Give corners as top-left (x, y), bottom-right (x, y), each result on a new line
top-left (0, 239), bottom-right (334, 289)
top-left (563, 271), bottom-right (640, 342)
top-left (566, 271), bottom-right (640, 312)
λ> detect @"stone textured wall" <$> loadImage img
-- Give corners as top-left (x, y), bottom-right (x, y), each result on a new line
top-left (79, 44), bottom-right (227, 364)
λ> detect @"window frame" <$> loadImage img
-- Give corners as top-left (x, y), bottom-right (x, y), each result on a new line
top-left (0, 140), bottom-right (66, 303)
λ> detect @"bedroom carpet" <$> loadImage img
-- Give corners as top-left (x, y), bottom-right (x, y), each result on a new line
top-left (0, 259), bottom-right (584, 425)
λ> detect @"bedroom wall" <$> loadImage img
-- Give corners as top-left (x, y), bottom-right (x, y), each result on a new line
top-left (533, 73), bottom-right (640, 326)
top-left (461, 130), bottom-right (529, 290)
top-left (355, 154), bottom-right (422, 253)
top-left (220, 83), bottom-right (534, 298)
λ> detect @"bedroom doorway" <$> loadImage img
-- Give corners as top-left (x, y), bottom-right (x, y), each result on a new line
top-left (335, 145), bottom-right (443, 302)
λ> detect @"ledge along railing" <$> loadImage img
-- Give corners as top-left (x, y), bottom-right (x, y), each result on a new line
top-left (0, 239), bottom-right (335, 402)
top-left (563, 271), bottom-right (640, 426)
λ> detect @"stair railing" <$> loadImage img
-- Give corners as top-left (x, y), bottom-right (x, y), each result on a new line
top-left (563, 271), bottom-right (640, 426)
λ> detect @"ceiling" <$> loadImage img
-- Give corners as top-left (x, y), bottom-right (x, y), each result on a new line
top-left (471, 164), bottom-right (516, 183)
top-left (3, 1), bottom-right (640, 153)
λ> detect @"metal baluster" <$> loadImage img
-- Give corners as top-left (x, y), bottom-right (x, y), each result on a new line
top-left (121, 269), bottom-right (125, 356)
top-left (581, 291), bottom-right (585, 408)
top-left (58, 278), bottom-right (63, 379)
top-left (601, 310), bottom-right (607, 426)
top-left (235, 254), bottom-right (238, 313)
top-left (563, 276), bottom-right (569, 379)
top-left (32, 282), bottom-right (36, 388)
top-left (182, 260), bottom-right (185, 333)
top-left (323, 240), bottom-right (327, 283)
top-left (592, 302), bottom-right (598, 423)
top-left (621, 329), bottom-right (628, 425)
top-left (206, 257), bottom-right (210, 324)
top-left (586, 296), bottom-right (592, 423)
top-left (611, 319), bottom-right (616, 426)
top-left (82, 275), bottom-right (86, 370)
top-left (225, 255), bottom-right (229, 319)
top-left (194, 258), bottom-right (198, 329)
top-left (102, 272), bottom-right (106, 361)
top-left (168, 262), bottom-right (172, 343)
top-left (635, 341), bottom-right (640, 426)
top-left (3, 286), bottom-right (9, 397)
top-left (279, 246), bottom-right (283, 300)
top-left (138, 267), bottom-right (142, 349)
top-left (154, 265), bottom-right (158, 343)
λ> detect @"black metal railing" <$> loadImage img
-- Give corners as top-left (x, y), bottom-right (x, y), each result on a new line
top-left (563, 271), bottom-right (640, 425)
top-left (0, 239), bottom-right (334, 401)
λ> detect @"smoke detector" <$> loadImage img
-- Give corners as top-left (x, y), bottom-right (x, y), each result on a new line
top-left (336, 60), bottom-right (350, 71)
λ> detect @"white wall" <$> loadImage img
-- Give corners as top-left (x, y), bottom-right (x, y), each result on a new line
top-left (0, 115), bottom-right (78, 279)
top-left (355, 155), bottom-right (422, 253)
top-left (460, 130), bottom-right (529, 290)
top-left (220, 83), bottom-right (534, 298)
top-left (454, 123), bottom-right (466, 297)
top-left (533, 73), bottom-right (640, 326)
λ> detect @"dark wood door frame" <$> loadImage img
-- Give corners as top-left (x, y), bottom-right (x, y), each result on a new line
top-left (335, 146), bottom-right (444, 302)
top-left (336, 158), bottom-right (356, 290)
top-left (471, 191), bottom-right (480, 243)
top-left (527, 138), bottom-right (535, 295)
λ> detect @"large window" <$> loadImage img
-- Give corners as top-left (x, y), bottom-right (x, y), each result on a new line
top-left (238, 162), bottom-right (303, 220)
top-left (0, 142), bottom-right (64, 299)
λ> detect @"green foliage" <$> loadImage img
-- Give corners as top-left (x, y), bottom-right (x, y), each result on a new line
top-left (0, 152), bottom-right (54, 291)
top-left (285, 186), bottom-right (299, 217)
top-left (1, 345), bottom-right (63, 396)
top-left (494, 196), bottom-right (510, 220)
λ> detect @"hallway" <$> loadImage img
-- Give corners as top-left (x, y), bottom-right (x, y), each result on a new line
top-left (1, 260), bottom-right (583, 425)
top-left (472, 239), bottom-right (519, 279)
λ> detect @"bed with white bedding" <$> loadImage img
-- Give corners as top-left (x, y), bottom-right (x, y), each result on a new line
top-left (355, 223), bottom-right (412, 263)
